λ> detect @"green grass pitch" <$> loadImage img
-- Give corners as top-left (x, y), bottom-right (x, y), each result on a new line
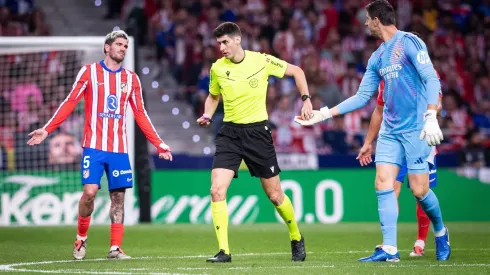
top-left (0, 223), bottom-right (489, 274)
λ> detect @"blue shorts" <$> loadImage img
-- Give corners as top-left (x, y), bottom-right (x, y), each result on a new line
top-left (396, 158), bottom-right (437, 188)
top-left (375, 131), bottom-right (432, 174)
top-left (81, 148), bottom-right (133, 190)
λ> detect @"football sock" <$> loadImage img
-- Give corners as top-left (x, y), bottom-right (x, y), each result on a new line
top-left (110, 223), bottom-right (124, 248)
top-left (376, 189), bottom-right (398, 252)
top-left (417, 189), bottom-right (445, 234)
top-left (416, 202), bottom-right (430, 242)
top-left (211, 200), bottom-right (230, 254)
top-left (275, 195), bottom-right (301, 241)
top-left (77, 215), bottom-right (91, 239)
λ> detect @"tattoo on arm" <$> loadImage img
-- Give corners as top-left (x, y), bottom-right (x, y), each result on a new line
top-left (109, 190), bottom-right (125, 224)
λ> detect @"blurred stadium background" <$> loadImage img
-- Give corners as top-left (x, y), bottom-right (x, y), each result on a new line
top-left (0, 0), bottom-right (490, 273)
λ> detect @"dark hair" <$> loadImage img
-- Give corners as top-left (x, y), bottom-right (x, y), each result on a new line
top-left (410, 31), bottom-right (421, 37)
top-left (213, 22), bottom-right (242, 38)
top-left (366, 0), bottom-right (396, 26)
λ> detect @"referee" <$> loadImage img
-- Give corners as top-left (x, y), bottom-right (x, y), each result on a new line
top-left (197, 22), bottom-right (313, 263)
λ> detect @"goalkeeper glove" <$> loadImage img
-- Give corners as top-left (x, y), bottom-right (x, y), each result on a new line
top-left (294, 106), bottom-right (333, 126)
top-left (419, 110), bottom-right (443, 146)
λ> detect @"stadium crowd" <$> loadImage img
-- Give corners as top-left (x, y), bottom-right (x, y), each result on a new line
top-left (132, 0), bottom-right (490, 166)
top-left (0, 0), bottom-right (83, 170)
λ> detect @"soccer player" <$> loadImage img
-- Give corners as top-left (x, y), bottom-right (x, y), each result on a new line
top-left (26, 30), bottom-right (173, 260)
top-left (358, 78), bottom-right (443, 257)
top-left (196, 22), bottom-right (312, 263)
top-left (295, 0), bottom-right (450, 262)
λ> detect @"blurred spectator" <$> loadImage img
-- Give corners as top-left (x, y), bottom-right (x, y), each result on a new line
top-left (104, 0), bottom-right (124, 20)
top-left (17, 94), bottom-right (39, 132)
top-left (48, 132), bottom-right (82, 169)
top-left (27, 8), bottom-right (50, 35)
top-left (459, 130), bottom-right (489, 168)
top-left (9, 62), bottom-right (43, 113)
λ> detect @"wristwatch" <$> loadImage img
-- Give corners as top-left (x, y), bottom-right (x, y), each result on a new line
top-left (301, 95), bottom-right (312, 101)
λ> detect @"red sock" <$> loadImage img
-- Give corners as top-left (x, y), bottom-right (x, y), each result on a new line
top-left (110, 223), bottom-right (124, 248)
top-left (77, 216), bottom-right (91, 237)
top-left (416, 202), bottom-right (430, 242)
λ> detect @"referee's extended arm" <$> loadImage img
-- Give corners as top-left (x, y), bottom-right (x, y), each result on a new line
top-left (197, 94), bottom-right (220, 128)
top-left (284, 64), bottom-right (313, 120)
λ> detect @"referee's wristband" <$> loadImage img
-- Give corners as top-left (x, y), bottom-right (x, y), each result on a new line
top-left (203, 114), bottom-right (213, 123)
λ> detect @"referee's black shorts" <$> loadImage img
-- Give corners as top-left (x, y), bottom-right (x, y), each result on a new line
top-left (212, 120), bottom-right (281, 179)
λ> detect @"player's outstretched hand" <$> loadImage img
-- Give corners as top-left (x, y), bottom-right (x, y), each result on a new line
top-left (356, 144), bottom-right (373, 166)
top-left (294, 106), bottom-right (333, 126)
top-left (196, 114), bottom-right (212, 128)
top-left (158, 143), bottom-right (173, 161)
top-left (27, 128), bottom-right (48, 146)
top-left (419, 110), bottom-right (444, 146)
top-left (301, 99), bottom-right (313, 121)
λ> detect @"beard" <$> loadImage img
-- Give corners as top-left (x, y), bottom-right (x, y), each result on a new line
top-left (109, 52), bottom-right (124, 63)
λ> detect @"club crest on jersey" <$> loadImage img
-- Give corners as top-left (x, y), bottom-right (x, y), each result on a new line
top-left (395, 49), bottom-right (402, 59)
top-left (83, 169), bottom-right (90, 179)
top-left (121, 83), bottom-right (128, 93)
top-left (107, 95), bottom-right (118, 112)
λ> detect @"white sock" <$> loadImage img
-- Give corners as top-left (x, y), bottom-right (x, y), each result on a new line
top-left (414, 240), bottom-right (425, 248)
top-left (434, 227), bottom-right (447, 237)
top-left (382, 245), bottom-right (398, 255)
top-left (76, 235), bottom-right (87, 241)
top-left (110, 245), bottom-right (120, 251)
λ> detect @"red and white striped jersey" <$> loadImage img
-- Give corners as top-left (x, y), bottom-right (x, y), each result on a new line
top-left (43, 61), bottom-right (164, 154)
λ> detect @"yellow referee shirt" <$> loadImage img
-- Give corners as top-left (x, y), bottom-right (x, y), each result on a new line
top-left (209, 50), bottom-right (288, 124)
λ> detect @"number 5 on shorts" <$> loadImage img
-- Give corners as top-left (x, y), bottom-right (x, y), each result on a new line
top-left (83, 156), bottom-right (91, 169)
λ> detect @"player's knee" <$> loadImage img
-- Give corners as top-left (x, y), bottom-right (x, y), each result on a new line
top-left (375, 173), bottom-right (394, 190)
top-left (210, 183), bottom-right (226, 201)
top-left (408, 174), bottom-right (429, 199)
top-left (82, 185), bottom-right (98, 202)
top-left (266, 191), bottom-right (284, 206)
top-left (410, 185), bottom-right (428, 199)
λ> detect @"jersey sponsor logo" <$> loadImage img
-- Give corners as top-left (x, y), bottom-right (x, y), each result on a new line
top-left (416, 50), bottom-right (431, 64)
top-left (107, 95), bottom-right (118, 111)
top-left (112, 169), bottom-right (132, 178)
top-left (379, 64), bottom-right (402, 80)
top-left (120, 169), bottom-right (132, 175)
top-left (379, 64), bottom-right (402, 76)
top-left (271, 60), bottom-right (283, 68)
top-left (98, 112), bottom-right (123, 119)
top-left (249, 78), bottom-right (258, 88)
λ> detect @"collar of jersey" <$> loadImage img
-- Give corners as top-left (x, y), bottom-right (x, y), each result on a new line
top-left (383, 30), bottom-right (401, 47)
top-left (227, 50), bottom-right (246, 64)
top-left (100, 60), bottom-right (123, 73)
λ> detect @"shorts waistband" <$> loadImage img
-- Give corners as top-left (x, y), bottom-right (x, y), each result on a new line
top-left (223, 120), bottom-right (268, 128)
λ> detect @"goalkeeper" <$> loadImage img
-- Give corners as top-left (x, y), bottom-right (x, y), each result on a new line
top-left (295, 0), bottom-right (450, 262)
